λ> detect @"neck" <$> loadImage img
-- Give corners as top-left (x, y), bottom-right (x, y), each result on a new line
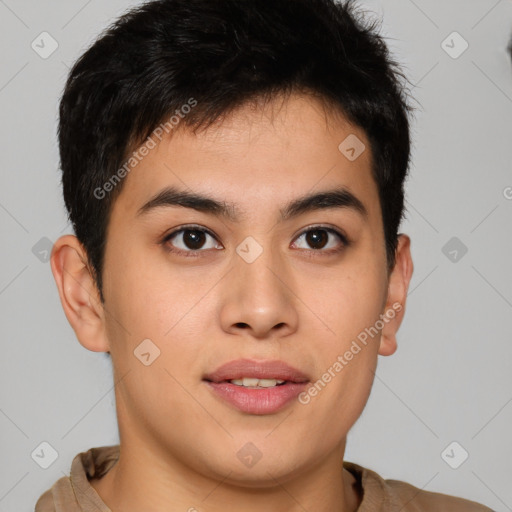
top-left (91, 434), bottom-right (362, 512)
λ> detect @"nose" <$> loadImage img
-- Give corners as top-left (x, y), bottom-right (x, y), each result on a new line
top-left (218, 239), bottom-right (299, 340)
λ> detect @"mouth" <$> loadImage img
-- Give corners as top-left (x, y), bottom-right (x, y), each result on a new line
top-left (203, 359), bottom-right (310, 415)
top-left (220, 377), bottom-right (288, 388)
top-left (203, 358), bottom-right (310, 384)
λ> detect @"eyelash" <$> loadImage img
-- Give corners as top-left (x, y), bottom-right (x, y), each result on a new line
top-left (161, 224), bottom-right (350, 258)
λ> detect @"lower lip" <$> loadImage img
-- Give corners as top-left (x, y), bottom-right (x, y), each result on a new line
top-left (204, 381), bottom-right (308, 415)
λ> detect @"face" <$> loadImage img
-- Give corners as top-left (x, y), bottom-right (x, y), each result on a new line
top-left (53, 92), bottom-right (412, 486)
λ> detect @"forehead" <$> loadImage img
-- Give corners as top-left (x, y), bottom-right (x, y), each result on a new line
top-left (111, 92), bottom-right (382, 227)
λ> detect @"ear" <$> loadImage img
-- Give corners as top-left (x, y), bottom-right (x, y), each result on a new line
top-left (378, 234), bottom-right (414, 356)
top-left (50, 234), bottom-right (110, 353)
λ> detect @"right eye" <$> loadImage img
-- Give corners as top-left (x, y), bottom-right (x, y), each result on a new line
top-left (162, 225), bottom-right (223, 256)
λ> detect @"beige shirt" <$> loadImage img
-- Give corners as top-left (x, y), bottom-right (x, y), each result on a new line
top-left (35, 445), bottom-right (494, 511)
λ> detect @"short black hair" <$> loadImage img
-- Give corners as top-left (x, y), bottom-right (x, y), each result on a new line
top-left (58, 0), bottom-right (414, 303)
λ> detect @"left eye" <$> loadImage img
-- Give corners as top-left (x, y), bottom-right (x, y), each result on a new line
top-left (291, 227), bottom-right (346, 251)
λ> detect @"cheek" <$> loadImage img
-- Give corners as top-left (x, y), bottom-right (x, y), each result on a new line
top-left (103, 248), bottom-right (216, 378)
top-left (103, 242), bottom-right (181, 335)
top-left (304, 260), bottom-right (386, 354)
top-left (296, 259), bottom-right (385, 413)
top-left (298, 274), bottom-right (384, 438)
top-left (104, 263), bottom-right (207, 420)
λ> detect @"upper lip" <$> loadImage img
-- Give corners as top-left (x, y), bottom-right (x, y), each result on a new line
top-left (203, 359), bottom-right (310, 383)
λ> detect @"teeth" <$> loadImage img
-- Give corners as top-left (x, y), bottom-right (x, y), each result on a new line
top-left (230, 378), bottom-right (286, 388)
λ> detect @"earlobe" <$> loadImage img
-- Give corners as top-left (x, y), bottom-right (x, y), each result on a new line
top-left (378, 234), bottom-right (414, 357)
top-left (50, 235), bottom-right (109, 353)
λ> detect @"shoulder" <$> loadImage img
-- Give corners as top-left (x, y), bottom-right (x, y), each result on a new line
top-left (384, 477), bottom-right (494, 511)
top-left (35, 488), bottom-right (55, 512)
top-left (343, 461), bottom-right (494, 512)
top-left (34, 475), bottom-right (73, 512)
top-left (34, 445), bottom-right (119, 512)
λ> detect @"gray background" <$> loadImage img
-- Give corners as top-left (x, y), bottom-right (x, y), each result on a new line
top-left (1, 0), bottom-right (511, 510)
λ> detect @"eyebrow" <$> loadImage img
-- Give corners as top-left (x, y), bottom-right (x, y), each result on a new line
top-left (136, 185), bottom-right (368, 222)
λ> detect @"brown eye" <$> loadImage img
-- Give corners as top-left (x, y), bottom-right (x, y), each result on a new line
top-left (292, 227), bottom-right (348, 252)
top-left (305, 229), bottom-right (329, 249)
top-left (164, 227), bottom-right (222, 253)
top-left (180, 229), bottom-right (207, 250)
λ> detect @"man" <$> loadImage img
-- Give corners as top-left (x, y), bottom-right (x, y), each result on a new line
top-left (36, 0), bottom-right (493, 510)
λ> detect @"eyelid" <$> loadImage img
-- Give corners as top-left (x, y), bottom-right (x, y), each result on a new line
top-left (162, 223), bottom-right (217, 242)
top-left (291, 224), bottom-right (349, 246)
top-left (161, 223), bottom-right (220, 257)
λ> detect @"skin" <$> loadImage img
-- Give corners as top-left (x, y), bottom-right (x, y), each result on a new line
top-left (51, 91), bottom-right (413, 512)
